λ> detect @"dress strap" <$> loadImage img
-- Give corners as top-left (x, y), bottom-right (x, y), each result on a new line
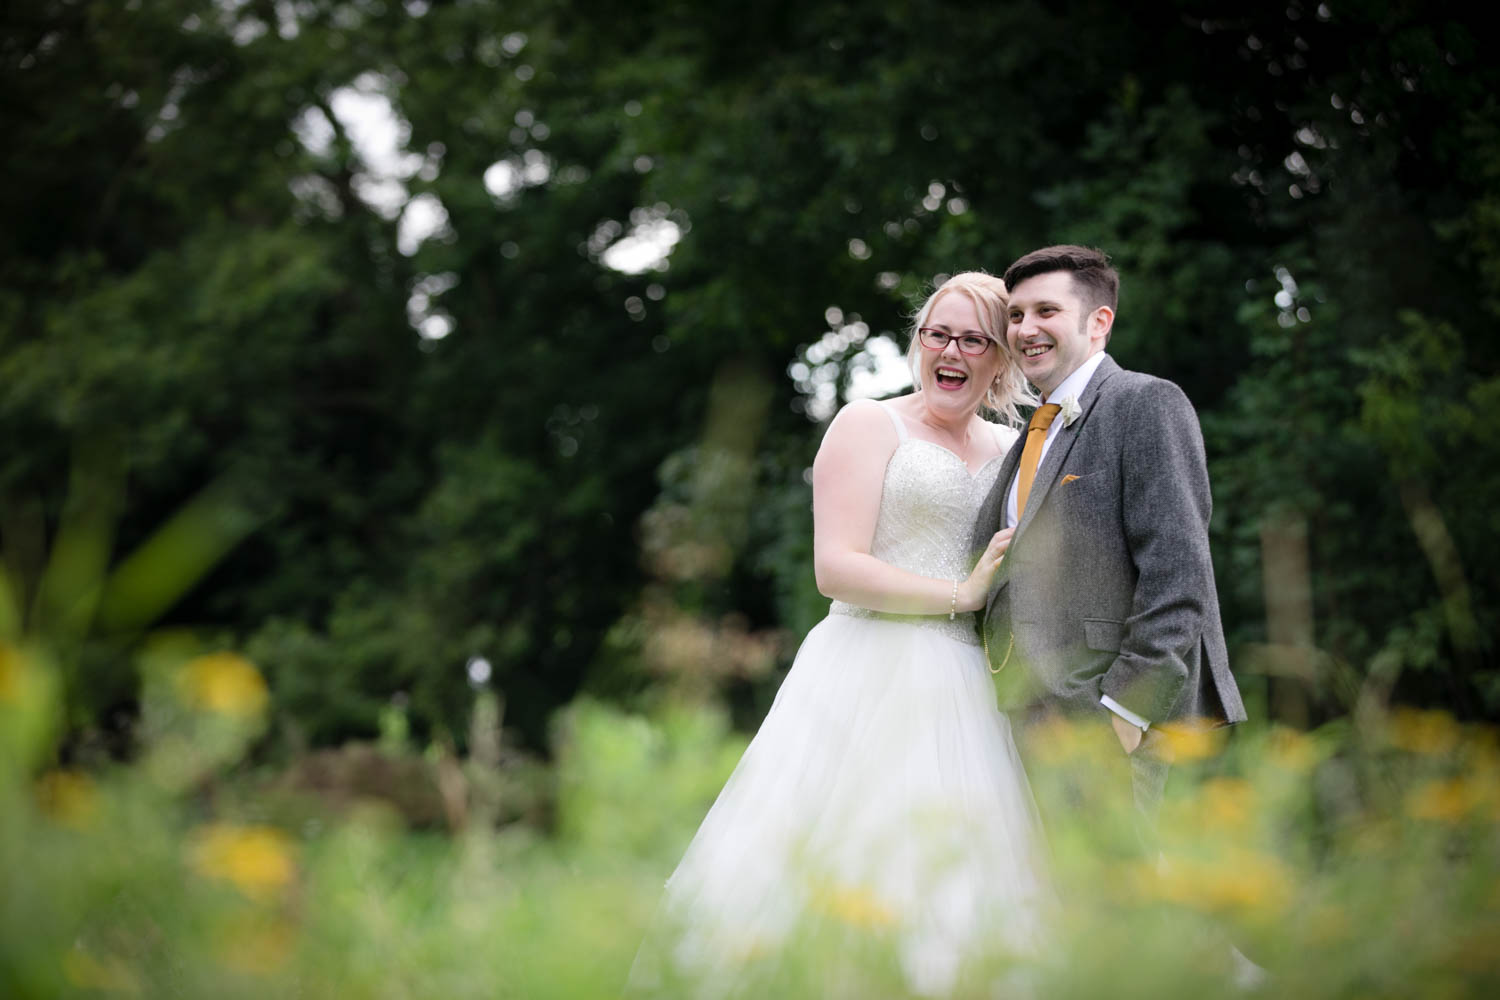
top-left (876, 401), bottom-right (909, 442)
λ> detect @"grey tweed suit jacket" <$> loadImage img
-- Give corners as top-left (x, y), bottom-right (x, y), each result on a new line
top-left (972, 355), bottom-right (1247, 727)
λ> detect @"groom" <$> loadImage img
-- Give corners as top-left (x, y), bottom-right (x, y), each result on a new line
top-left (973, 245), bottom-right (1246, 808)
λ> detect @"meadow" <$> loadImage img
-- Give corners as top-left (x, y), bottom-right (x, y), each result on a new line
top-left (5, 641), bottom-right (1497, 998)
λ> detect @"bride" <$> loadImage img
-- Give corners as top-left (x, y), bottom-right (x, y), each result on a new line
top-left (631, 273), bottom-right (1048, 996)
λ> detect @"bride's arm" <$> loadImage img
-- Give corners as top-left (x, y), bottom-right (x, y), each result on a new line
top-left (812, 400), bottom-right (1010, 614)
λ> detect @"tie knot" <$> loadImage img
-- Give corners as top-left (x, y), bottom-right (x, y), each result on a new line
top-left (1028, 403), bottom-right (1063, 433)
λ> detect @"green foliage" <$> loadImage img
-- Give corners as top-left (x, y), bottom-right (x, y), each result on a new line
top-left (552, 698), bottom-right (747, 860)
top-left (5, 644), bottom-right (1500, 997)
top-left (3, 0), bottom-right (1497, 751)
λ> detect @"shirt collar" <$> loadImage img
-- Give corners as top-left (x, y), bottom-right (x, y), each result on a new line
top-left (1042, 350), bottom-right (1109, 405)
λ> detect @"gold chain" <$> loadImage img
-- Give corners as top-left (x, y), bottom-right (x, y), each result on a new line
top-left (985, 629), bottom-right (1013, 675)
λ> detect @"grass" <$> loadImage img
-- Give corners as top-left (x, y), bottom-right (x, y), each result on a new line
top-left (4, 641), bottom-right (1499, 997)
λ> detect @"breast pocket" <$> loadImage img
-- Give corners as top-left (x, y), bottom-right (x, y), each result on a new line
top-left (1052, 471), bottom-right (1118, 536)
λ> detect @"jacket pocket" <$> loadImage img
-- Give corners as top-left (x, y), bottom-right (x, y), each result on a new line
top-left (1083, 618), bottom-right (1124, 652)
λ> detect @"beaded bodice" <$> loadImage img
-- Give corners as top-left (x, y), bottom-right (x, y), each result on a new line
top-left (829, 405), bottom-right (1015, 646)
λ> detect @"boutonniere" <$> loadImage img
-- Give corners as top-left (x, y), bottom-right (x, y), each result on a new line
top-left (1059, 394), bottom-right (1082, 427)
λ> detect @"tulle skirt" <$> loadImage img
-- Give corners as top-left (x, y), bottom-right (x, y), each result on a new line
top-left (630, 612), bottom-right (1049, 996)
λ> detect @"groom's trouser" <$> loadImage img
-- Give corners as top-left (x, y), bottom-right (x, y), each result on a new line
top-left (1012, 704), bottom-right (1169, 853)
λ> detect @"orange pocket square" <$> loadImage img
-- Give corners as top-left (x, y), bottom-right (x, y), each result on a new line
top-left (1062, 474), bottom-right (1081, 484)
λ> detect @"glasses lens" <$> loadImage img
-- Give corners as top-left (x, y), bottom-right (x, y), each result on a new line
top-left (959, 336), bottom-right (992, 355)
top-left (919, 329), bottom-right (948, 350)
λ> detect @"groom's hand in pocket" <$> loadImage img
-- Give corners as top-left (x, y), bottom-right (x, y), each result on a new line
top-left (1110, 713), bottom-right (1144, 754)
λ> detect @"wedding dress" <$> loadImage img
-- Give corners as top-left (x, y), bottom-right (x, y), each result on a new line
top-left (631, 401), bottom-right (1047, 996)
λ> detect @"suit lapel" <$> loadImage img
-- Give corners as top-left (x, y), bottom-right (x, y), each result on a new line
top-left (1012, 356), bottom-right (1120, 541)
top-left (986, 421), bottom-right (1030, 581)
top-left (992, 432), bottom-right (1026, 523)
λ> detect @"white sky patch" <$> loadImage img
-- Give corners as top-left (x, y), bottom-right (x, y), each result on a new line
top-left (790, 309), bottom-right (913, 421)
top-left (483, 149), bottom-right (552, 201)
top-left (597, 204), bottom-right (684, 274)
top-left (1272, 265), bottom-right (1311, 327)
top-left (211, 0), bottom-right (269, 45)
top-left (273, 0), bottom-right (300, 38)
top-left (329, 77), bottom-right (423, 218)
top-left (483, 160), bottom-right (519, 198)
top-left (287, 174), bottom-right (342, 220)
top-left (408, 271), bottom-right (458, 341)
top-left (291, 104), bottom-right (334, 156)
top-left (289, 73), bottom-right (451, 256)
top-left (398, 193), bottom-right (452, 256)
top-left (845, 335), bottom-right (913, 402)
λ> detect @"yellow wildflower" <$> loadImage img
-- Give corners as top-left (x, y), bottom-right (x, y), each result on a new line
top-left (1192, 777), bottom-right (1253, 832)
top-left (0, 642), bottom-right (24, 703)
top-left (1267, 726), bottom-right (1319, 773)
top-left (1155, 717), bottom-right (1227, 762)
top-left (176, 652), bottom-right (268, 717)
top-left (1345, 819), bottom-right (1397, 859)
top-left (189, 824), bottom-right (296, 901)
top-left (731, 938), bottom-right (774, 964)
top-left (1028, 715), bottom-right (1103, 765)
top-left (35, 770), bottom-right (100, 829)
top-left (217, 914), bottom-right (297, 975)
top-left (1467, 729), bottom-right (1500, 789)
top-left (1141, 849), bottom-right (1293, 915)
top-left (1406, 777), bottom-right (1480, 824)
top-left (62, 946), bottom-right (141, 994)
top-left (1304, 903), bottom-right (1350, 945)
top-left (811, 883), bottom-right (897, 929)
top-left (1388, 708), bottom-right (1460, 756)
top-left (1449, 926), bottom-right (1500, 974)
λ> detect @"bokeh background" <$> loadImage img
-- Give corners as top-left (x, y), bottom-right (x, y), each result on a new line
top-left (3, 1), bottom-right (1497, 997)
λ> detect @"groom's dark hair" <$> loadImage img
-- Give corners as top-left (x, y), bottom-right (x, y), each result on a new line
top-left (1002, 245), bottom-right (1119, 316)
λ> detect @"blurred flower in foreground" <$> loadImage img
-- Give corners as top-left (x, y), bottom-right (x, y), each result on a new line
top-left (62, 945), bottom-right (141, 994)
top-left (1449, 928), bottom-right (1500, 976)
top-left (731, 938), bottom-right (774, 964)
top-left (0, 641), bottom-right (60, 769)
top-left (217, 913), bottom-right (297, 975)
top-left (1304, 902), bottom-right (1351, 946)
top-left (35, 769), bottom-right (100, 829)
top-left (1138, 848), bottom-right (1293, 915)
top-left (1267, 725), bottom-right (1320, 773)
top-left (1406, 777), bottom-right (1493, 825)
top-left (189, 824), bottom-right (296, 901)
top-left (1387, 707), bottom-right (1461, 755)
top-left (811, 883), bottom-right (897, 929)
top-left (1172, 777), bottom-right (1252, 833)
top-left (1028, 715), bottom-right (1102, 764)
top-left (176, 652), bottom-right (268, 717)
top-left (0, 642), bottom-right (20, 703)
top-left (1155, 717), bottom-right (1228, 762)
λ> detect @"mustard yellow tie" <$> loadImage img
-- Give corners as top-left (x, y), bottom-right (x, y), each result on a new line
top-left (1016, 403), bottom-right (1062, 519)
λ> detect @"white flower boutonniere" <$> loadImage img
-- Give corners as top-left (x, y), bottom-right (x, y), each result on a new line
top-left (1059, 394), bottom-right (1082, 428)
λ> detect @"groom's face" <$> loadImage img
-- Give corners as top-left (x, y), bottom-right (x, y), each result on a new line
top-left (1006, 271), bottom-right (1107, 399)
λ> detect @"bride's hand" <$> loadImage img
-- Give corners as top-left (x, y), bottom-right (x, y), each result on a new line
top-left (956, 528), bottom-right (1014, 611)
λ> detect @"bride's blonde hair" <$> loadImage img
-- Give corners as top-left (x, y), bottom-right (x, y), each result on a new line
top-left (906, 271), bottom-right (1037, 428)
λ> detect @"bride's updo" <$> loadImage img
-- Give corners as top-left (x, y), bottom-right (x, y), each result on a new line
top-left (906, 271), bottom-right (1036, 428)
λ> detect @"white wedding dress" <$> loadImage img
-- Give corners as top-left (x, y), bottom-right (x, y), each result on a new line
top-left (631, 402), bottom-right (1047, 996)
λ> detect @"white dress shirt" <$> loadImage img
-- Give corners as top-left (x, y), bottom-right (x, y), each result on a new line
top-left (1003, 351), bottom-right (1151, 732)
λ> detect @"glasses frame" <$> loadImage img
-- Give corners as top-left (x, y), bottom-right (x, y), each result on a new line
top-left (917, 327), bottom-right (998, 357)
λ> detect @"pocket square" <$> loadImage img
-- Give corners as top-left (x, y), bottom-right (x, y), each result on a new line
top-left (1062, 474), bottom-right (1080, 484)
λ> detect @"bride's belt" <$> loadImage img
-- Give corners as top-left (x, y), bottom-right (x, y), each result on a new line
top-left (827, 601), bottom-right (981, 647)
